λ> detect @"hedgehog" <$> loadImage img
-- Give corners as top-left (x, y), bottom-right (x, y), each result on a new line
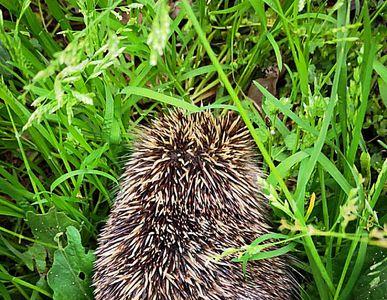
top-left (93, 109), bottom-right (298, 300)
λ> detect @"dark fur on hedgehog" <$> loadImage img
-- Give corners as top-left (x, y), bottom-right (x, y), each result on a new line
top-left (93, 110), bottom-right (298, 300)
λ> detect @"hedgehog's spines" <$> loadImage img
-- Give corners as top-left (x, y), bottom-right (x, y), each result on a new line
top-left (93, 109), bottom-right (298, 300)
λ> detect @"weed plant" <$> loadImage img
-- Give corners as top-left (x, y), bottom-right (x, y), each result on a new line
top-left (0, 1), bottom-right (386, 299)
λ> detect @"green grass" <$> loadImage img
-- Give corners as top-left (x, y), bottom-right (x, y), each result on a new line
top-left (0, 1), bottom-right (386, 299)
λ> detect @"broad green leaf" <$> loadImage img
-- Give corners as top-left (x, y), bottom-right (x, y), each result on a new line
top-left (47, 226), bottom-right (95, 300)
top-left (26, 208), bottom-right (79, 245)
top-left (25, 243), bottom-right (47, 273)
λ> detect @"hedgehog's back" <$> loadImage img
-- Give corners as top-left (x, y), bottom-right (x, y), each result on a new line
top-left (93, 110), bottom-right (298, 300)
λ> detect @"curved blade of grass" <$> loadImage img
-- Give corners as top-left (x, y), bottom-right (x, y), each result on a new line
top-left (295, 13), bottom-right (336, 23)
top-left (50, 170), bottom-right (118, 192)
top-left (209, 2), bottom-right (249, 15)
top-left (250, 233), bottom-right (290, 246)
top-left (234, 243), bottom-right (297, 262)
top-left (0, 83), bottom-right (62, 177)
top-left (122, 86), bottom-right (200, 112)
top-left (180, 65), bottom-right (231, 81)
top-left (318, 166), bottom-right (329, 241)
top-left (0, 197), bottom-right (24, 213)
top-left (266, 32), bottom-right (282, 71)
top-left (267, 151), bottom-right (309, 186)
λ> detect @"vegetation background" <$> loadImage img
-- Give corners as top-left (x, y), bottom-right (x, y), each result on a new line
top-left (0, 0), bottom-right (386, 299)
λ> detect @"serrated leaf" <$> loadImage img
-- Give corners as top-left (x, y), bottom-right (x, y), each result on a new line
top-left (26, 208), bottom-right (79, 245)
top-left (47, 226), bottom-right (95, 300)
